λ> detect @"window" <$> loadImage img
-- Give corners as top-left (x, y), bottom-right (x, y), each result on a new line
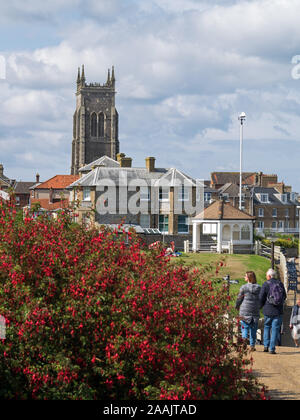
top-left (140, 214), bottom-right (150, 228)
top-left (278, 221), bottom-right (284, 230)
top-left (159, 187), bottom-right (169, 201)
top-left (272, 208), bottom-right (277, 218)
top-left (232, 224), bottom-right (240, 240)
top-left (285, 208), bottom-right (289, 217)
top-left (281, 194), bottom-right (287, 203)
top-left (258, 208), bottom-right (264, 217)
top-left (221, 193), bottom-right (229, 201)
top-left (98, 112), bottom-right (104, 137)
top-left (159, 215), bottom-right (169, 233)
top-left (260, 193), bottom-right (268, 203)
top-left (241, 225), bottom-right (250, 240)
top-left (204, 192), bottom-right (211, 202)
top-left (140, 186), bottom-right (150, 201)
top-left (178, 215), bottom-right (189, 233)
top-left (91, 113), bottom-right (97, 137)
top-left (272, 221), bottom-right (277, 229)
top-left (178, 186), bottom-right (189, 201)
top-left (83, 187), bottom-right (91, 201)
top-left (258, 221), bottom-right (264, 229)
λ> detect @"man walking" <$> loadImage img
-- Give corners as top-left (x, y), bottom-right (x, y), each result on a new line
top-left (259, 268), bottom-right (286, 354)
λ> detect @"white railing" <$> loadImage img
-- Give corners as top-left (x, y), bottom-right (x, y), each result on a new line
top-left (255, 228), bottom-right (299, 235)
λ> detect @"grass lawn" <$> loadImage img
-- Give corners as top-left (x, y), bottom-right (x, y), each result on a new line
top-left (172, 253), bottom-right (271, 313)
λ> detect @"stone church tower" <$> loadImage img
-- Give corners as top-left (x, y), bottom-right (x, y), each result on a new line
top-left (71, 65), bottom-right (119, 175)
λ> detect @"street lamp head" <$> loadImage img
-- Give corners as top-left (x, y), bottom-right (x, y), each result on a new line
top-left (238, 112), bottom-right (246, 121)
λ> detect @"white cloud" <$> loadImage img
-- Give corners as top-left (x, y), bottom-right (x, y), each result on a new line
top-left (1, 0), bottom-right (300, 190)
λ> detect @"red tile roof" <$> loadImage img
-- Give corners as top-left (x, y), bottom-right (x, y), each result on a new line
top-left (35, 175), bottom-right (79, 190)
top-left (194, 200), bottom-right (255, 220)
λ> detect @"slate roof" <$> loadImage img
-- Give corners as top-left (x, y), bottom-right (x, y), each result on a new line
top-left (79, 156), bottom-right (120, 172)
top-left (67, 166), bottom-right (197, 189)
top-left (14, 181), bottom-right (36, 194)
top-left (194, 200), bottom-right (255, 220)
top-left (253, 187), bottom-right (296, 206)
top-left (218, 183), bottom-right (252, 197)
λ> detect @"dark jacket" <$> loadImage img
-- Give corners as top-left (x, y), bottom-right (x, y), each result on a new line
top-left (235, 283), bottom-right (261, 324)
top-left (259, 278), bottom-right (286, 317)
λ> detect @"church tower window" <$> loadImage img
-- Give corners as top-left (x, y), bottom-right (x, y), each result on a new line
top-left (91, 113), bottom-right (97, 137)
top-left (98, 112), bottom-right (105, 137)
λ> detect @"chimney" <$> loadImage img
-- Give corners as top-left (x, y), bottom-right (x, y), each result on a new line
top-left (117, 153), bottom-right (132, 168)
top-left (0, 164), bottom-right (3, 177)
top-left (36, 173), bottom-right (40, 184)
top-left (145, 157), bottom-right (155, 172)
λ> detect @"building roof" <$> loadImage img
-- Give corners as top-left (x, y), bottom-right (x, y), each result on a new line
top-left (211, 172), bottom-right (257, 186)
top-left (194, 200), bottom-right (255, 220)
top-left (14, 181), bottom-right (36, 194)
top-left (253, 187), bottom-right (297, 206)
top-left (79, 155), bottom-right (120, 172)
top-left (67, 166), bottom-right (198, 189)
top-left (35, 175), bottom-right (79, 190)
top-left (218, 182), bottom-right (252, 197)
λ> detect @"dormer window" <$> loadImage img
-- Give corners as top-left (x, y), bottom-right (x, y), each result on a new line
top-left (260, 193), bottom-right (268, 203)
top-left (279, 194), bottom-right (287, 203)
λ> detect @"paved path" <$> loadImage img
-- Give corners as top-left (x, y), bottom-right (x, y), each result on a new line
top-left (250, 257), bottom-right (300, 400)
top-left (251, 346), bottom-right (300, 400)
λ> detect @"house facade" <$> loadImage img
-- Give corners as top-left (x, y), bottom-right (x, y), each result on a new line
top-left (30, 174), bottom-right (79, 213)
top-left (209, 171), bottom-right (299, 236)
top-left (67, 154), bottom-right (204, 241)
top-left (253, 187), bottom-right (299, 235)
top-left (0, 164), bottom-right (14, 191)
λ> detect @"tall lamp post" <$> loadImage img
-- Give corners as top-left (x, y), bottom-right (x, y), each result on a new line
top-left (297, 206), bottom-right (300, 265)
top-left (238, 112), bottom-right (246, 210)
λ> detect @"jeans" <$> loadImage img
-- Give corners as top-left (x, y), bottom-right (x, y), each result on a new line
top-left (240, 320), bottom-right (258, 347)
top-left (263, 315), bottom-right (283, 352)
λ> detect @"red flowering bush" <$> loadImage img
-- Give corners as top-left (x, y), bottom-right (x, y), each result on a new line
top-left (0, 200), bottom-right (267, 400)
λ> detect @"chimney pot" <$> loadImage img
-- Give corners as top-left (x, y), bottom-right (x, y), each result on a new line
top-left (145, 157), bottom-right (155, 172)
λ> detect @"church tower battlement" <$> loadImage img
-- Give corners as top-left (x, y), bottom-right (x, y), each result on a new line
top-left (71, 65), bottom-right (119, 175)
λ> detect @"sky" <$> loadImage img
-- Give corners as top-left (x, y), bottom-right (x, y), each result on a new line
top-left (1, 0), bottom-right (300, 191)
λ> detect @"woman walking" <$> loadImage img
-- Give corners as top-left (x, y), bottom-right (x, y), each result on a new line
top-left (236, 271), bottom-right (261, 351)
top-left (289, 298), bottom-right (300, 348)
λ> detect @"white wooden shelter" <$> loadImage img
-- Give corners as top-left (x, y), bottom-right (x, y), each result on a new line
top-left (192, 200), bottom-right (255, 253)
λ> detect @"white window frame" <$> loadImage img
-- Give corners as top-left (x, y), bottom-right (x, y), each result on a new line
top-left (260, 193), bottom-right (269, 203)
top-left (258, 208), bottom-right (264, 217)
top-left (258, 221), bottom-right (264, 229)
top-left (178, 215), bottom-right (189, 234)
top-left (204, 192), bottom-right (211, 202)
top-left (271, 221), bottom-right (277, 229)
top-left (178, 186), bottom-right (189, 202)
top-left (272, 208), bottom-right (277, 218)
top-left (140, 186), bottom-right (150, 201)
top-left (159, 187), bottom-right (169, 202)
top-left (83, 187), bottom-right (91, 201)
